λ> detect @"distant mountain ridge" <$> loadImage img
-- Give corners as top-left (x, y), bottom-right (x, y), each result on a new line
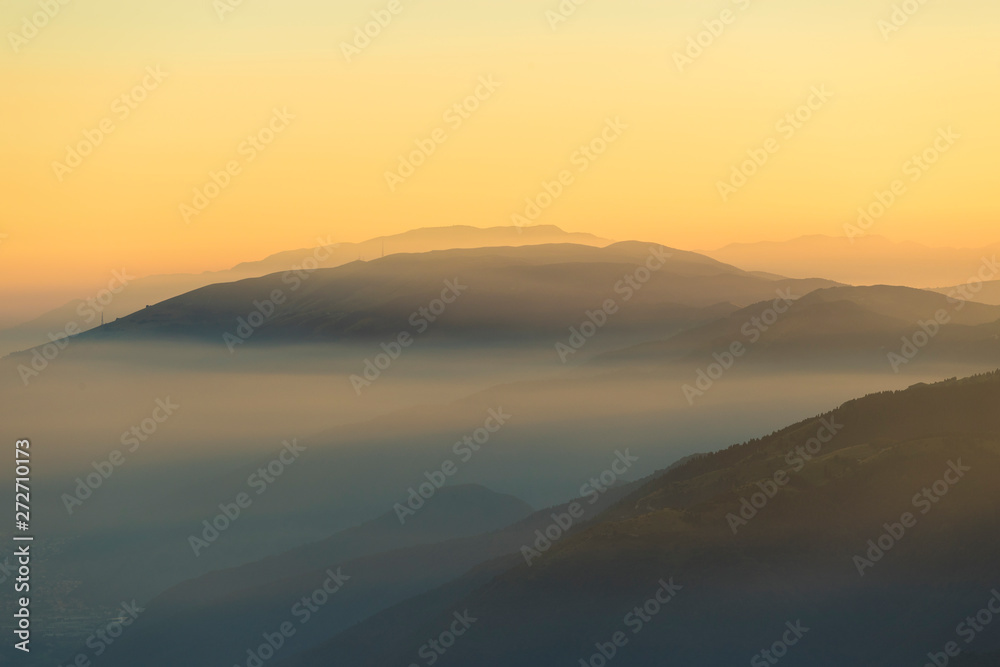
top-left (705, 234), bottom-right (1000, 288)
top-left (600, 284), bottom-right (1000, 372)
top-left (288, 370), bottom-right (1000, 666)
top-left (87, 482), bottom-right (641, 667)
top-left (933, 279), bottom-right (1000, 306)
top-left (0, 225), bottom-right (612, 356)
top-left (29, 242), bottom-right (839, 356)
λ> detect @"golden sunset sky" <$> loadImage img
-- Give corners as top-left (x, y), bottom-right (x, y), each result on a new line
top-left (2, 0), bottom-right (998, 320)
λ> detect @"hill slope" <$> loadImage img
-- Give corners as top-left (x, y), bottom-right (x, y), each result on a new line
top-left (291, 371), bottom-right (1000, 666)
top-left (601, 285), bottom-right (1000, 372)
top-left (0, 225), bottom-right (611, 356)
top-left (38, 242), bottom-right (839, 354)
top-left (705, 234), bottom-right (1000, 288)
top-left (89, 482), bottom-right (640, 667)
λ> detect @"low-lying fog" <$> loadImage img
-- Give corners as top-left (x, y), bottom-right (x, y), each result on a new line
top-left (1, 339), bottom-right (992, 609)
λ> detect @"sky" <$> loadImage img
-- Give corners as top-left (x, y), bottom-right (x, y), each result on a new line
top-left (1, 0), bottom-right (999, 320)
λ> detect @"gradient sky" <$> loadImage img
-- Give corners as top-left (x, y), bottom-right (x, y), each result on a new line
top-left (2, 0), bottom-right (999, 320)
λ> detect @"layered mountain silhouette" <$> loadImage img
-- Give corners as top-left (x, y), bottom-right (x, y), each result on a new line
top-left (34, 242), bottom-right (837, 356)
top-left (602, 285), bottom-right (1000, 371)
top-left (934, 279), bottom-right (1000, 306)
top-left (0, 225), bottom-right (610, 356)
top-left (12, 229), bottom-right (1000, 667)
top-left (284, 371), bottom-right (1000, 667)
top-left (84, 483), bottom-right (639, 667)
top-left (706, 234), bottom-right (1000, 288)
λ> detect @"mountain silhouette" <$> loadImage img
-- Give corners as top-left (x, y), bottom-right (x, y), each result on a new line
top-left (287, 371), bottom-right (1000, 666)
top-left (87, 483), bottom-right (639, 667)
top-left (42, 242), bottom-right (837, 355)
top-left (0, 225), bottom-right (610, 356)
top-left (600, 285), bottom-right (1000, 371)
top-left (706, 234), bottom-right (1000, 288)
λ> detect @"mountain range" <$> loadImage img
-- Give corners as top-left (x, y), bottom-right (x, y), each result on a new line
top-left (601, 284), bottom-right (1000, 372)
top-left (0, 225), bottom-right (610, 357)
top-left (706, 235), bottom-right (1000, 289)
top-left (8, 227), bottom-right (1000, 667)
top-left (29, 242), bottom-right (839, 357)
top-left (287, 371), bottom-right (1000, 666)
top-left (61, 370), bottom-right (1000, 667)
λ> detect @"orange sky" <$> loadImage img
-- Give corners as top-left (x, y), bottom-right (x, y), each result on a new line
top-left (2, 0), bottom-right (999, 321)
